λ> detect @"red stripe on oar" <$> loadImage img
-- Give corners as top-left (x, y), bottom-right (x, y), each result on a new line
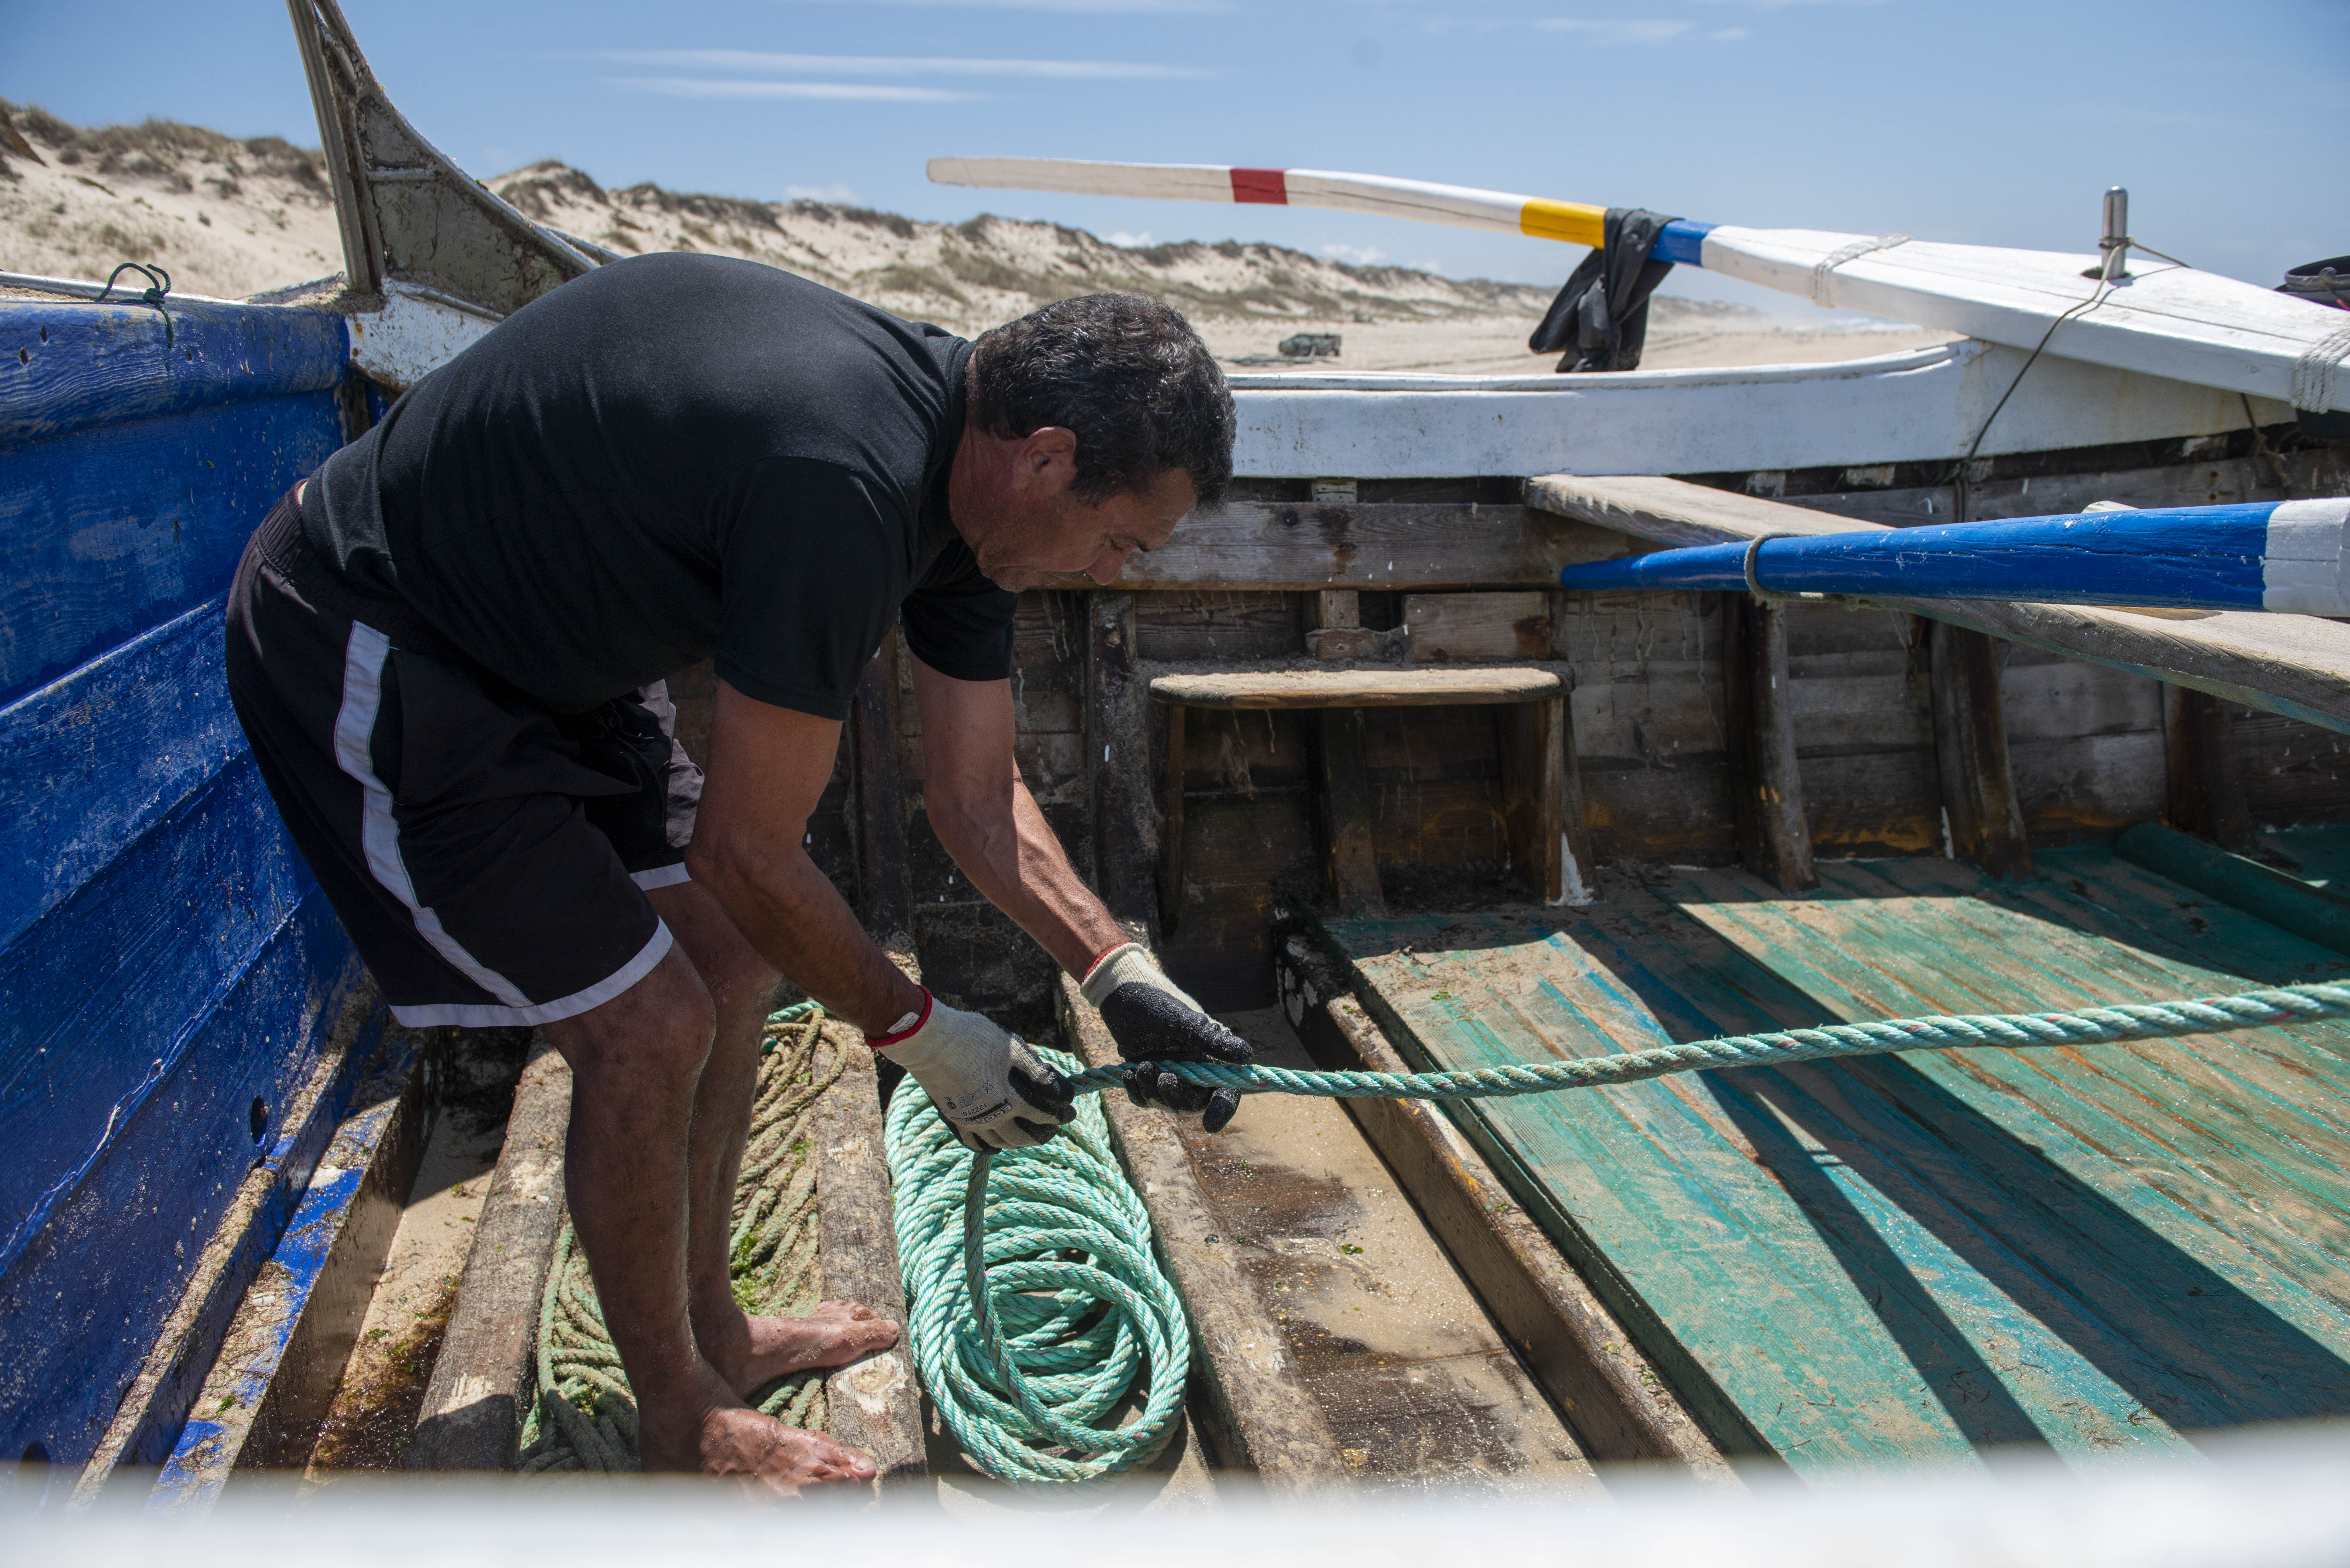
top-left (1230, 167), bottom-right (1288, 204)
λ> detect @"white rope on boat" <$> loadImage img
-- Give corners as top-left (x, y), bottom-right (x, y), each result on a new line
top-left (2290, 322), bottom-right (2350, 412)
top-left (1809, 234), bottom-right (1912, 306)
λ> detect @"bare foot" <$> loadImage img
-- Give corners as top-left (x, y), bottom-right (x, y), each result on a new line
top-left (698, 1300), bottom-right (902, 1398)
top-left (639, 1361), bottom-right (877, 1496)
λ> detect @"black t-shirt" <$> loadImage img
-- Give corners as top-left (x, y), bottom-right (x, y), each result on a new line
top-left (300, 253), bottom-right (1017, 717)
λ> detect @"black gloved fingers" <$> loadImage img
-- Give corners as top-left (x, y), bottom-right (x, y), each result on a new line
top-left (1010, 1117), bottom-right (1062, 1145)
top-left (1121, 1062), bottom-right (1212, 1116)
top-left (1007, 1051), bottom-right (1076, 1124)
top-left (1201, 1087), bottom-right (1242, 1134)
top-left (1098, 986), bottom-right (1257, 1067)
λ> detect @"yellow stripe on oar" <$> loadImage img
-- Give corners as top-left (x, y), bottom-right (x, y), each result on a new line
top-left (1519, 198), bottom-right (1606, 246)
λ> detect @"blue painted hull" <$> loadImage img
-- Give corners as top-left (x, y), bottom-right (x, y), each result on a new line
top-left (0, 296), bottom-right (377, 1475)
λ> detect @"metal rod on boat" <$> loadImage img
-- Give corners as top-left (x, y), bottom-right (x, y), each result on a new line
top-left (2097, 185), bottom-right (2132, 281)
top-left (1554, 498), bottom-right (2350, 615)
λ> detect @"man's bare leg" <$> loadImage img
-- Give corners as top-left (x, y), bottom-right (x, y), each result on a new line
top-left (542, 943), bottom-right (876, 1492)
top-left (647, 881), bottom-right (901, 1392)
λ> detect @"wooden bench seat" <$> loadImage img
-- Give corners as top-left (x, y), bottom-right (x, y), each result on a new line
top-left (1150, 665), bottom-right (1586, 930)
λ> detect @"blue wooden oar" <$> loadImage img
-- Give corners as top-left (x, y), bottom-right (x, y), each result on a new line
top-left (1556, 498), bottom-right (2350, 613)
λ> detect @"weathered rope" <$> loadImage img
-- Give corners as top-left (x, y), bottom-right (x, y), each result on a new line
top-left (892, 974), bottom-right (2350, 1487)
top-left (517, 1002), bottom-right (849, 1473)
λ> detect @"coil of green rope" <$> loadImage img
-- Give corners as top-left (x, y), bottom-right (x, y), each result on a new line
top-left (891, 975), bottom-right (2350, 1486)
top-left (885, 1044), bottom-right (1190, 1485)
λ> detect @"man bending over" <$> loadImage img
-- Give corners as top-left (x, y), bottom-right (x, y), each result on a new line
top-left (225, 258), bottom-right (1254, 1492)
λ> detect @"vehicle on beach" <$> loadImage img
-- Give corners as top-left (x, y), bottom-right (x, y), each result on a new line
top-left (4, 0), bottom-right (2347, 1505)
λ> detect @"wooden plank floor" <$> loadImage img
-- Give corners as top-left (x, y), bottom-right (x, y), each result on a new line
top-left (1320, 848), bottom-right (2350, 1474)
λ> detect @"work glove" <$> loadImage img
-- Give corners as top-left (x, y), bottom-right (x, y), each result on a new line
top-left (870, 991), bottom-right (1074, 1151)
top-left (1080, 943), bottom-right (1255, 1133)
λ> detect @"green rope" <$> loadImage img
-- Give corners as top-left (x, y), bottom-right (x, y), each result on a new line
top-left (518, 1002), bottom-right (848, 1473)
top-left (1057, 977), bottom-right (2350, 1100)
top-left (890, 975), bottom-right (2350, 1487)
top-left (885, 1046), bottom-right (1190, 1485)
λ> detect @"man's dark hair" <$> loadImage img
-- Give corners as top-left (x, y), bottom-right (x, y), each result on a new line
top-left (970, 294), bottom-right (1233, 509)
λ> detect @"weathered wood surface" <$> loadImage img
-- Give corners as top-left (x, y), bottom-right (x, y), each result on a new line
top-left (0, 388), bottom-right (343, 706)
top-left (0, 296), bottom-right (347, 444)
top-left (63, 970), bottom-right (382, 1498)
top-left (1498, 695), bottom-right (1577, 906)
top-left (851, 636), bottom-right (915, 947)
top-left (2113, 822), bottom-right (2350, 958)
top-left (1087, 593), bottom-right (1157, 932)
top-left (1929, 622), bottom-right (2032, 878)
top-left (1320, 856), bottom-right (2350, 1469)
top-left (151, 1025), bottom-right (435, 1501)
top-left (1524, 472), bottom-right (2350, 735)
top-left (2253, 823), bottom-right (2350, 893)
top-left (1405, 592), bottom-right (1551, 662)
top-left (1724, 595), bottom-right (1819, 892)
top-left (1274, 937), bottom-right (1730, 1475)
top-left (1055, 974), bottom-right (1349, 1490)
top-left (1748, 449), bottom-right (2342, 531)
top-left (2165, 685), bottom-right (2253, 847)
top-left (1112, 502), bottom-right (1627, 592)
top-left (812, 1041), bottom-right (926, 1483)
top-left (1313, 708), bottom-right (1387, 918)
top-left (1152, 666), bottom-right (1563, 709)
top-left (409, 1037), bottom-right (571, 1471)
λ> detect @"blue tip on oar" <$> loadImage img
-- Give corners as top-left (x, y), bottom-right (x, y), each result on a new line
top-left (1558, 498), bottom-right (2350, 614)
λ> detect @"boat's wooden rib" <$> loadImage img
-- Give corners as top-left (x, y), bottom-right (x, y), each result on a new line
top-left (1525, 473), bottom-right (2350, 735)
top-left (1315, 854), bottom-right (2350, 1468)
top-left (408, 1038), bottom-right (571, 1472)
top-left (1055, 975), bottom-right (1350, 1490)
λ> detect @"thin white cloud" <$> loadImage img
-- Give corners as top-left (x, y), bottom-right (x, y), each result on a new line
top-left (609, 77), bottom-right (978, 101)
top-left (788, 0), bottom-right (1229, 12)
top-left (1322, 242), bottom-right (1388, 266)
top-left (786, 183), bottom-right (860, 202)
top-left (1424, 16), bottom-right (1742, 43)
top-left (605, 49), bottom-right (1209, 79)
top-left (1106, 230), bottom-right (1156, 247)
top-left (1529, 18), bottom-right (1695, 42)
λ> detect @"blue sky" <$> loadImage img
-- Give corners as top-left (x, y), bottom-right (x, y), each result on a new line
top-left (5, 0), bottom-right (2343, 314)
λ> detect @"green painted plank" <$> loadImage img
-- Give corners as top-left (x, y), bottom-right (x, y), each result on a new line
top-left (2252, 824), bottom-right (2350, 895)
top-left (1656, 859), bottom-right (2350, 1428)
top-left (1325, 859), bottom-right (2350, 1469)
top-left (1333, 915), bottom-right (1985, 1470)
top-left (1326, 910), bottom-right (2191, 1470)
top-left (1546, 897), bottom-right (2210, 1459)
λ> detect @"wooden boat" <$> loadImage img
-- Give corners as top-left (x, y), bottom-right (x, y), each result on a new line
top-left (5, 0), bottom-right (2347, 1503)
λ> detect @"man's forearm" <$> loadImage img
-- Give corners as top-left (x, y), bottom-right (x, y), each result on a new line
top-left (928, 778), bottom-right (1127, 976)
top-left (687, 839), bottom-right (925, 1037)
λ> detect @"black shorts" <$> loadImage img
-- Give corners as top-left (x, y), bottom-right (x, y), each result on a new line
top-left (224, 490), bottom-right (703, 1029)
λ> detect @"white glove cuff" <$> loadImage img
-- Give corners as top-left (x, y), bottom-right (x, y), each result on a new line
top-left (1080, 942), bottom-right (1204, 1013)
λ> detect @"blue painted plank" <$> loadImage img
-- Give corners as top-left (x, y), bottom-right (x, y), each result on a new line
top-left (151, 1039), bottom-right (416, 1507)
top-left (0, 890), bottom-right (363, 1469)
top-left (0, 389), bottom-right (341, 705)
top-left (0, 597), bottom-right (240, 951)
top-left (0, 299), bottom-right (347, 444)
top-left (0, 757), bottom-right (315, 1279)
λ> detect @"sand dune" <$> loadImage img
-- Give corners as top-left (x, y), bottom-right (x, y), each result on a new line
top-left (0, 103), bottom-right (1951, 373)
